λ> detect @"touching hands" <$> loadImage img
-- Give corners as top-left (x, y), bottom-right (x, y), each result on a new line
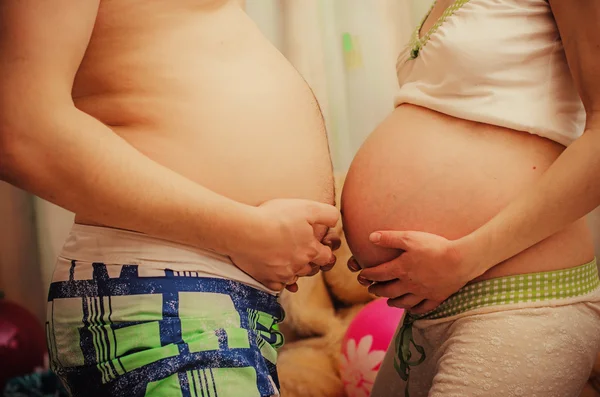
top-left (230, 198), bottom-right (341, 293)
top-left (348, 230), bottom-right (477, 314)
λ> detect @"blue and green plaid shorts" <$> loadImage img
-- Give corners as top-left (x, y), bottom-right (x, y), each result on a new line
top-left (47, 260), bottom-right (284, 397)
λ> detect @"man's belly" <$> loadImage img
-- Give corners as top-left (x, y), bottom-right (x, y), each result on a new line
top-left (72, 0), bottom-right (333, 229)
top-left (342, 104), bottom-right (594, 280)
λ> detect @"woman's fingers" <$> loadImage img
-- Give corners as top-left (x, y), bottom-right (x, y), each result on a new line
top-left (369, 230), bottom-right (413, 250)
top-left (359, 259), bottom-right (405, 283)
top-left (347, 256), bottom-right (361, 272)
top-left (386, 293), bottom-right (424, 309)
top-left (368, 279), bottom-right (411, 299)
top-left (409, 299), bottom-right (441, 315)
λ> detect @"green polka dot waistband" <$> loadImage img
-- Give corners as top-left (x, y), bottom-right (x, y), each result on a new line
top-left (424, 258), bottom-right (600, 320)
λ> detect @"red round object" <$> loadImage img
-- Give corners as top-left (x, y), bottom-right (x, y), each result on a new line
top-left (0, 297), bottom-right (46, 390)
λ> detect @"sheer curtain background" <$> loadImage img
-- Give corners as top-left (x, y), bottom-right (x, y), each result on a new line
top-left (245, 0), bottom-right (428, 170)
top-left (2, 0), bottom-right (599, 321)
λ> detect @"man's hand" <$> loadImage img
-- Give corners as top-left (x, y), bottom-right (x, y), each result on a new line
top-left (229, 198), bottom-right (340, 293)
top-left (318, 227), bottom-right (342, 272)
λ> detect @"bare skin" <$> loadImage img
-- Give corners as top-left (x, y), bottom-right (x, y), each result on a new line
top-left (0, 0), bottom-right (339, 292)
top-left (342, 0), bottom-right (600, 313)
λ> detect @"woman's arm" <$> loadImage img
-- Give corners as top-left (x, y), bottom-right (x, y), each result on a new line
top-left (456, 0), bottom-right (600, 276)
top-left (357, 1), bottom-right (600, 312)
top-left (0, 0), bottom-right (339, 292)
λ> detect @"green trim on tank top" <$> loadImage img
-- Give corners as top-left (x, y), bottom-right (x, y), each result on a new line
top-left (408, 0), bottom-right (473, 60)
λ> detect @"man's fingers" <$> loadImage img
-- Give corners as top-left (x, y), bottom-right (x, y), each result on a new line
top-left (268, 275), bottom-right (301, 293)
top-left (306, 203), bottom-right (340, 228)
top-left (305, 263), bottom-right (321, 277)
top-left (310, 243), bottom-right (334, 267)
top-left (284, 274), bottom-right (300, 293)
top-left (320, 255), bottom-right (337, 272)
top-left (322, 228), bottom-right (342, 251)
top-left (265, 282), bottom-right (286, 292)
top-left (369, 230), bottom-right (412, 250)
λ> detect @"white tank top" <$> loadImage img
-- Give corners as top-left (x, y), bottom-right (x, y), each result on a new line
top-left (394, 0), bottom-right (585, 146)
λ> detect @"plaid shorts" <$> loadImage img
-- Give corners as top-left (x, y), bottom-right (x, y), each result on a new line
top-left (46, 260), bottom-right (284, 397)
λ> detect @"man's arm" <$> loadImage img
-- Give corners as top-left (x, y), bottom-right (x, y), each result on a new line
top-left (0, 0), bottom-right (256, 252)
top-left (0, 0), bottom-right (339, 291)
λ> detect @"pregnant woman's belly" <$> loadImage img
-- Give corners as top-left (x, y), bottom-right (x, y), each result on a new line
top-left (342, 105), bottom-right (594, 280)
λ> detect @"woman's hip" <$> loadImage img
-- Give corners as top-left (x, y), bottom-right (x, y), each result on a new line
top-left (472, 217), bottom-right (595, 282)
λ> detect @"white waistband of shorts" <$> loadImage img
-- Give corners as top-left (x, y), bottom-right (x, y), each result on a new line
top-left (59, 224), bottom-right (276, 294)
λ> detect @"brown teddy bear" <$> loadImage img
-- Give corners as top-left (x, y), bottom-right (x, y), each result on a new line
top-left (276, 173), bottom-right (600, 397)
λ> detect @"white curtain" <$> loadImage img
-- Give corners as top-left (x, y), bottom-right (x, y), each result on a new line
top-left (246, 0), bottom-right (420, 171)
top-left (0, 183), bottom-right (45, 320)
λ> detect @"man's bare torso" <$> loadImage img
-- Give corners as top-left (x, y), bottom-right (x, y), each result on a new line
top-left (74, 0), bottom-right (334, 227)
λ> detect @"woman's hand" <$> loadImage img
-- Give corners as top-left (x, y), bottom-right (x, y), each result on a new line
top-left (349, 230), bottom-right (478, 314)
top-left (229, 198), bottom-right (340, 293)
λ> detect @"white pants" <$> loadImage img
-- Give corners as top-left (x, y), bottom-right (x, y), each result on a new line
top-left (371, 288), bottom-right (600, 397)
